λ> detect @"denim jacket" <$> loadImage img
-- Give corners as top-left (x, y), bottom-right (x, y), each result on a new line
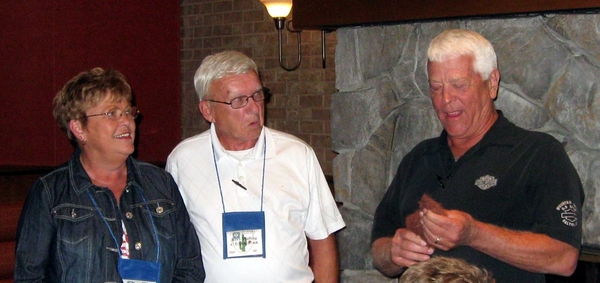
top-left (15, 149), bottom-right (205, 282)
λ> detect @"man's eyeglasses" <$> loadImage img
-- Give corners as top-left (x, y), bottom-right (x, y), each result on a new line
top-left (206, 89), bottom-right (267, 109)
top-left (86, 107), bottom-right (139, 121)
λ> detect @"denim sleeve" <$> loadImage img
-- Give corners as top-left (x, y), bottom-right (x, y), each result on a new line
top-left (169, 176), bottom-right (206, 283)
top-left (14, 179), bottom-right (55, 282)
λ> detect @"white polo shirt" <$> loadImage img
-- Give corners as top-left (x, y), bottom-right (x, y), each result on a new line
top-left (166, 125), bottom-right (345, 283)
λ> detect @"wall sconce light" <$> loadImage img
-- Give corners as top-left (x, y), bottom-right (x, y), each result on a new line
top-left (260, 0), bottom-right (328, 72)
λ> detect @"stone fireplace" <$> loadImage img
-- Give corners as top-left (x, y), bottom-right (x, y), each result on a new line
top-left (331, 14), bottom-right (600, 282)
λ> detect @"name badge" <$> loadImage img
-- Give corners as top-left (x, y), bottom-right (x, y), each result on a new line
top-left (222, 211), bottom-right (266, 259)
top-left (119, 257), bottom-right (161, 283)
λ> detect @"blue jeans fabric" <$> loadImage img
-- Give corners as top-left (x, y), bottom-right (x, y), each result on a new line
top-left (14, 149), bottom-right (205, 282)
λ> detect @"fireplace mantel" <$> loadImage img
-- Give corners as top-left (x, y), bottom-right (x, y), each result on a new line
top-left (292, 0), bottom-right (600, 30)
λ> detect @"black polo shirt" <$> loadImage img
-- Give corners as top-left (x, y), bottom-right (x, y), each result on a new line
top-left (372, 111), bottom-right (584, 283)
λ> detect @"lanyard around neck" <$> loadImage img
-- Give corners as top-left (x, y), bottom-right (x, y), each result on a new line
top-left (86, 184), bottom-right (161, 263)
top-left (212, 134), bottom-right (266, 213)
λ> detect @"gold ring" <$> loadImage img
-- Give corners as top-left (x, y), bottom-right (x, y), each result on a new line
top-left (435, 237), bottom-right (440, 244)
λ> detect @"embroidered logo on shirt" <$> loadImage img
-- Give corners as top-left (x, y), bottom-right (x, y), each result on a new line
top-left (474, 175), bottom-right (497, 190)
top-left (556, 200), bottom-right (578, 227)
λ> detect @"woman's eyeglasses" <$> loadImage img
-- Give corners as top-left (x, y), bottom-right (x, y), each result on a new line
top-left (86, 107), bottom-right (139, 121)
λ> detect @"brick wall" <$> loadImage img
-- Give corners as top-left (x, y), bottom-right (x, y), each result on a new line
top-left (180, 0), bottom-right (337, 175)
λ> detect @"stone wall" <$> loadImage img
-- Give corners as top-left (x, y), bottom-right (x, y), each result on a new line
top-left (332, 14), bottom-right (600, 282)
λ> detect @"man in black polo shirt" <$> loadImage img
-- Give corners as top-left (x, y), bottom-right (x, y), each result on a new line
top-left (370, 29), bottom-right (584, 282)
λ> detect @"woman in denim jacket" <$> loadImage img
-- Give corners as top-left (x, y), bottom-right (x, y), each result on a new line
top-left (14, 68), bottom-right (205, 283)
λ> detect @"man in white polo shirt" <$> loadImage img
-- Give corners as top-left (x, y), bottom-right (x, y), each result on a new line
top-left (166, 50), bottom-right (345, 283)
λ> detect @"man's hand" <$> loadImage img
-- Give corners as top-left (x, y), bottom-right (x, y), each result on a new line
top-left (419, 208), bottom-right (476, 250)
top-left (371, 228), bottom-right (434, 277)
top-left (390, 228), bottom-right (435, 265)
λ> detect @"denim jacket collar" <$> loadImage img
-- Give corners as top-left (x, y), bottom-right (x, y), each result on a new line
top-left (67, 148), bottom-right (141, 195)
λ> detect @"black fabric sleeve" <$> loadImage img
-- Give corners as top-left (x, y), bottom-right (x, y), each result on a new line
top-left (527, 136), bottom-right (584, 249)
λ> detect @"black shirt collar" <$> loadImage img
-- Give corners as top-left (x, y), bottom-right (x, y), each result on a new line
top-left (433, 110), bottom-right (518, 162)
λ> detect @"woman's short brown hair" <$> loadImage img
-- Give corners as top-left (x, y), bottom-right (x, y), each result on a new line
top-left (52, 67), bottom-right (132, 142)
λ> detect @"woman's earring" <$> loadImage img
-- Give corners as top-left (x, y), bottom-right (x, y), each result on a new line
top-left (80, 136), bottom-right (86, 145)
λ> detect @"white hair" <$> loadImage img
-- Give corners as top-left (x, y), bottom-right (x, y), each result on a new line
top-left (193, 50), bottom-right (258, 101)
top-left (427, 29), bottom-right (497, 80)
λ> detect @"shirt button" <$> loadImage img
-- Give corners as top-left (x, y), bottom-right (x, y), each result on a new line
top-left (239, 176), bottom-right (244, 180)
top-left (126, 212), bottom-right (133, 219)
top-left (135, 242), bottom-right (142, 250)
top-left (156, 206), bottom-right (164, 214)
top-left (238, 163), bottom-right (242, 167)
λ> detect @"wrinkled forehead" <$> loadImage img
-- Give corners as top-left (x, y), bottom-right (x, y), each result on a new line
top-left (427, 56), bottom-right (477, 79)
top-left (210, 72), bottom-right (262, 98)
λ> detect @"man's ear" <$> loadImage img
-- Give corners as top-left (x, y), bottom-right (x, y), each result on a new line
top-left (488, 69), bottom-right (500, 100)
top-left (199, 101), bottom-right (215, 123)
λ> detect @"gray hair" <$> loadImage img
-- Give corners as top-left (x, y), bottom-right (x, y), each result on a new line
top-left (427, 29), bottom-right (497, 80)
top-left (193, 50), bottom-right (259, 101)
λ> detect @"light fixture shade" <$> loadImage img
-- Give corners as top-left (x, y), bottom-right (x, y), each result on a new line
top-left (260, 0), bottom-right (292, 18)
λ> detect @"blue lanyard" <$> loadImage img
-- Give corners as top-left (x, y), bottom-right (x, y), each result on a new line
top-left (86, 184), bottom-right (161, 263)
top-left (212, 134), bottom-right (266, 213)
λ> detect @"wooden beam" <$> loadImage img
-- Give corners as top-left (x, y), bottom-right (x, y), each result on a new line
top-left (292, 0), bottom-right (600, 30)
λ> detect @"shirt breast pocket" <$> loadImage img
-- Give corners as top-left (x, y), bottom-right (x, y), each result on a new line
top-left (133, 200), bottom-right (176, 239)
top-left (52, 204), bottom-right (96, 264)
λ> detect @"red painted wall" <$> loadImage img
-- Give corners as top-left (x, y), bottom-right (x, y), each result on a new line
top-left (0, 1), bottom-right (180, 166)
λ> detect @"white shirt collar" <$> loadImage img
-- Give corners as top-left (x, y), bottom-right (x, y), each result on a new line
top-left (209, 123), bottom-right (270, 162)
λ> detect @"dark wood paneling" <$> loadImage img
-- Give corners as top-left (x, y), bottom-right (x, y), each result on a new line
top-left (293, 0), bottom-right (600, 30)
top-left (0, 1), bottom-right (180, 166)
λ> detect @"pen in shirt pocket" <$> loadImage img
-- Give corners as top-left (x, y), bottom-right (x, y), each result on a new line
top-left (232, 179), bottom-right (248, 190)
